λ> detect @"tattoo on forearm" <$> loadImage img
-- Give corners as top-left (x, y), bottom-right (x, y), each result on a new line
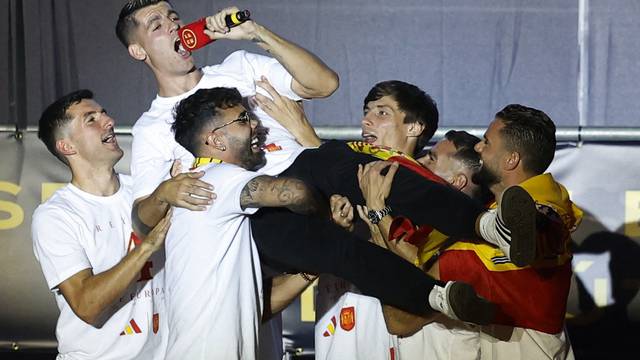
top-left (240, 176), bottom-right (319, 214)
top-left (240, 177), bottom-right (260, 208)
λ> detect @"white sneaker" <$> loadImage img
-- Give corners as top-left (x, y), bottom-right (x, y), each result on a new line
top-left (428, 281), bottom-right (496, 325)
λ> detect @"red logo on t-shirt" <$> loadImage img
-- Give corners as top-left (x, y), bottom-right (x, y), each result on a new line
top-left (264, 143), bottom-right (282, 152)
top-left (127, 232), bottom-right (154, 282)
top-left (340, 306), bottom-right (355, 331)
top-left (153, 313), bottom-right (159, 334)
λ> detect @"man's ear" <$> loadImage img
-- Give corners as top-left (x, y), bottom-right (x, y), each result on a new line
top-left (451, 173), bottom-right (468, 191)
top-left (407, 121), bottom-right (425, 138)
top-left (56, 139), bottom-right (76, 157)
top-left (505, 151), bottom-right (521, 171)
top-left (128, 43), bottom-right (147, 61)
top-left (206, 132), bottom-right (226, 151)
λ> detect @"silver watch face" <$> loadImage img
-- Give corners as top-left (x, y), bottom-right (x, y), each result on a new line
top-left (367, 209), bottom-right (381, 224)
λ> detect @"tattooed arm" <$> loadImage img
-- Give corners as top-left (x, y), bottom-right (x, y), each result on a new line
top-left (240, 175), bottom-right (322, 215)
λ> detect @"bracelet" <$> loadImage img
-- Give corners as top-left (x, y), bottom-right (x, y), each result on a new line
top-left (367, 205), bottom-right (392, 225)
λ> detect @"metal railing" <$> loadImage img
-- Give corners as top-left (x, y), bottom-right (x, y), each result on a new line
top-left (3, 125), bottom-right (640, 143)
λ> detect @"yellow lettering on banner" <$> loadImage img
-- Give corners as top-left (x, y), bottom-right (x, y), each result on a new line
top-left (42, 183), bottom-right (66, 202)
top-left (573, 260), bottom-right (593, 273)
top-left (0, 182), bottom-right (24, 230)
top-left (300, 279), bottom-right (317, 322)
top-left (624, 191), bottom-right (640, 238)
top-left (593, 278), bottom-right (609, 307)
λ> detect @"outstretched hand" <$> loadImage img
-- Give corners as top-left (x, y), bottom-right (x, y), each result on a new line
top-left (254, 76), bottom-right (321, 147)
top-left (157, 170), bottom-right (216, 211)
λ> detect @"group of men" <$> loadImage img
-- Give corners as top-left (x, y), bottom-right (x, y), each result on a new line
top-left (31, 1), bottom-right (582, 359)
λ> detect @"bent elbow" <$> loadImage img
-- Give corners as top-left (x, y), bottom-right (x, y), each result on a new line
top-left (77, 311), bottom-right (103, 328)
top-left (305, 72), bottom-right (340, 99)
top-left (322, 72), bottom-right (340, 97)
top-left (318, 72), bottom-right (339, 98)
top-left (72, 304), bottom-right (104, 328)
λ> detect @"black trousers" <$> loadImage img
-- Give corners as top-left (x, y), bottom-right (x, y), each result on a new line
top-left (250, 141), bottom-right (484, 316)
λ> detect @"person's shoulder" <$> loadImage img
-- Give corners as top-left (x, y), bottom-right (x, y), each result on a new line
top-left (37, 185), bottom-right (72, 209)
top-left (33, 186), bottom-right (77, 224)
top-left (321, 140), bottom-right (350, 151)
top-left (132, 99), bottom-right (175, 131)
top-left (203, 162), bottom-right (249, 179)
top-left (203, 163), bottom-right (258, 188)
top-left (209, 50), bottom-right (268, 70)
top-left (133, 111), bottom-right (164, 130)
top-left (131, 110), bottom-right (175, 142)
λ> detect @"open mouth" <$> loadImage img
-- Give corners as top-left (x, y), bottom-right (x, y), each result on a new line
top-left (175, 38), bottom-right (191, 58)
top-left (250, 136), bottom-right (265, 153)
top-left (361, 132), bottom-right (377, 144)
top-left (101, 130), bottom-right (117, 144)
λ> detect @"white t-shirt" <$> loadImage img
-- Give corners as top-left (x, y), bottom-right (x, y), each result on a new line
top-left (397, 319), bottom-right (480, 359)
top-left (31, 175), bottom-right (166, 360)
top-left (164, 163), bottom-right (263, 359)
top-left (131, 50), bottom-right (305, 202)
top-left (477, 325), bottom-right (574, 360)
top-left (397, 316), bottom-right (573, 360)
top-left (315, 276), bottom-right (399, 360)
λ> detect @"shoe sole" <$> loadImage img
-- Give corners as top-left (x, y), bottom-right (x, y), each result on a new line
top-left (448, 282), bottom-right (496, 325)
top-left (501, 186), bottom-right (537, 267)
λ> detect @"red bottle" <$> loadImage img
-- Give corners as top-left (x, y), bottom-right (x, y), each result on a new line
top-left (178, 10), bottom-right (251, 51)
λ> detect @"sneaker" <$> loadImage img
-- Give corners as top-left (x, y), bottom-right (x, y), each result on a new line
top-left (430, 281), bottom-right (496, 325)
top-left (499, 186), bottom-right (537, 267)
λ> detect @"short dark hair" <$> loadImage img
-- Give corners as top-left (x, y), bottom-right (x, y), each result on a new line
top-left (364, 80), bottom-right (439, 152)
top-left (444, 130), bottom-right (481, 173)
top-left (495, 104), bottom-right (556, 175)
top-left (172, 87), bottom-right (244, 156)
top-left (115, 0), bottom-right (168, 47)
top-left (444, 130), bottom-right (492, 203)
top-left (38, 89), bottom-right (94, 165)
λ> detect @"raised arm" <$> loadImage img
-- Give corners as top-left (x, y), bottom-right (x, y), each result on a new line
top-left (57, 213), bottom-right (170, 327)
top-left (204, 7), bottom-right (339, 98)
top-left (357, 161), bottom-right (442, 336)
top-left (240, 175), bottom-right (322, 215)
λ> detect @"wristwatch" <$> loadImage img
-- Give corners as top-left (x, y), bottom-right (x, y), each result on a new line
top-left (367, 205), bottom-right (392, 224)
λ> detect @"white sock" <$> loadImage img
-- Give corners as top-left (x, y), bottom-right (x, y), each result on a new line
top-left (428, 282), bottom-right (457, 320)
top-left (478, 209), bottom-right (512, 256)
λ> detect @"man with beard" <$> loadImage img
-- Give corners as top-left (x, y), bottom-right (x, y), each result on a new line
top-left (164, 87), bottom-right (320, 359)
top-left (118, 0), bottom-right (537, 325)
top-left (464, 104), bottom-right (580, 358)
top-left (363, 105), bottom-right (581, 359)
top-left (313, 130), bottom-right (489, 360)
top-left (116, 2), bottom-right (338, 357)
